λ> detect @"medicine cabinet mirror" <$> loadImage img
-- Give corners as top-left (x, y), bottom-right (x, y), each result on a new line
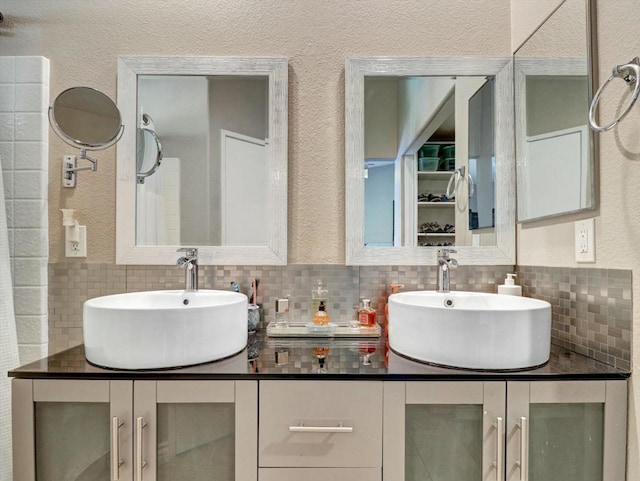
top-left (515, 0), bottom-right (597, 222)
top-left (345, 57), bottom-right (515, 265)
top-left (116, 56), bottom-right (288, 265)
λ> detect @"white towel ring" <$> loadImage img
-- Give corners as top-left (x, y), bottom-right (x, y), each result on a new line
top-left (589, 58), bottom-right (640, 132)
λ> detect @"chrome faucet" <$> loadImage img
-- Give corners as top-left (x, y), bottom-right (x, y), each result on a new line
top-left (437, 248), bottom-right (458, 293)
top-left (177, 247), bottom-right (198, 291)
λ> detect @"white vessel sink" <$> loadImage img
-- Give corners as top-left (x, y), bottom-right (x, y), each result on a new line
top-left (83, 290), bottom-right (248, 370)
top-left (388, 291), bottom-right (551, 370)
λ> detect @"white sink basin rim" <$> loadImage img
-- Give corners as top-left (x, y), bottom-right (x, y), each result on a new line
top-left (83, 290), bottom-right (248, 370)
top-left (388, 291), bottom-right (552, 370)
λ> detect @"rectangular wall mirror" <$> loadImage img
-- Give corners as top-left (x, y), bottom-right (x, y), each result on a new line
top-left (116, 57), bottom-right (288, 265)
top-left (346, 57), bottom-right (515, 266)
top-left (515, 0), bottom-right (597, 222)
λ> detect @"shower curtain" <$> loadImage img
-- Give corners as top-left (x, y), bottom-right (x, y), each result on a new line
top-left (0, 163), bottom-right (19, 481)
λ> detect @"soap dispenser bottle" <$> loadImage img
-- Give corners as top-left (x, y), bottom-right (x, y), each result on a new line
top-left (498, 273), bottom-right (522, 296)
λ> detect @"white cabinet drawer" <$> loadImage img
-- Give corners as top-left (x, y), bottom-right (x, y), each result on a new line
top-left (259, 381), bottom-right (383, 468)
top-left (259, 467), bottom-right (380, 481)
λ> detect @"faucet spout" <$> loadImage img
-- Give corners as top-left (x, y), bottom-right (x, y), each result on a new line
top-left (436, 248), bottom-right (457, 293)
top-left (177, 247), bottom-right (198, 291)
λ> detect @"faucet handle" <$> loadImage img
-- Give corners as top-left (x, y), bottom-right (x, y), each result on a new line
top-left (177, 247), bottom-right (198, 258)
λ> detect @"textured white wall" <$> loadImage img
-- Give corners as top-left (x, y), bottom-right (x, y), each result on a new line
top-left (397, 77), bottom-right (455, 156)
top-left (138, 76), bottom-right (210, 244)
top-left (1, 0), bottom-right (511, 264)
top-left (512, 1), bottom-right (640, 477)
top-left (511, 0), bottom-right (563, 52)
top-left (364, 78), bottom-right (398, 160)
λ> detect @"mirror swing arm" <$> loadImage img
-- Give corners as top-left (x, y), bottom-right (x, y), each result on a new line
top-left (49, 106), bottom-right (124, 175)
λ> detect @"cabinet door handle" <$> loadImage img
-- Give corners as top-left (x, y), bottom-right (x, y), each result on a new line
top-left (136, 417), bottom-right (148, 481)
top-left (492, 417), bottom-right (503, 481)
top-left (289, 422), bottom-right (353, 433)
top-left (516, 416), bottom-right (528, 481)
top-left (111, 417), bottom-right (124, 481)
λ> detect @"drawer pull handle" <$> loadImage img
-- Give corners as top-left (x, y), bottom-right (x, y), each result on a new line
top-left (289, 422), bottom-right (354, 433)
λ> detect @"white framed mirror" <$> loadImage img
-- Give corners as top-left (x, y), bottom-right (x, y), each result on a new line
top-left (515, 0), bottom-right (596, 222)
top-left (345, 57), bottom-right (515, 266)
top-left (116, 56), bottom-right (288, 265)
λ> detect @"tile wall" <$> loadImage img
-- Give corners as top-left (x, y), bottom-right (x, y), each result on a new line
top-left (48, 263), bottom-right (511, 355)
top-left (48, 263), bottom-right (633, 370)
top-left (516, 266), bottom-right (632, 370)
top-left (0, 56), bottom-right (49, 364)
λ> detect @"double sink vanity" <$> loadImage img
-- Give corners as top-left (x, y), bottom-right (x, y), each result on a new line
top-left (9, 258), bottom-right (629, 481)
top-left (10, 331), bottom-right (628, 481)
top-left (10, 1), bottom-right (631, 480)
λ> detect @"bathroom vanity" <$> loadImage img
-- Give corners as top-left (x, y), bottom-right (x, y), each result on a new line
top-left (10, 336), bottom-right (628, 481)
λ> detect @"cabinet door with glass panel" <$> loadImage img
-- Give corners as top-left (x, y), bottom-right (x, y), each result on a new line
top-left (506, 381), bottom-right (626, 481)
top-left (12, 379), bottom-right (258, 481)
top-left (383, 381), bottom-right (506, 481)
top-left (12, 379), bottom-right (133, 481)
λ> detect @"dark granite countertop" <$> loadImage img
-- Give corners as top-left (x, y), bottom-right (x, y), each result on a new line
top-left (9, 332), bottom-right (629, 381)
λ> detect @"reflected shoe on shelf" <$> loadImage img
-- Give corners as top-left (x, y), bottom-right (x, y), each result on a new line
top-left (418, 193), bottom-right (456, 202)
top-left (419, 222), bottom-right (443, 233)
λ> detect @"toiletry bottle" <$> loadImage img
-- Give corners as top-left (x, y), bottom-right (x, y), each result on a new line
top-left (275, 297), bottom-right (290, 328)
top-left (358, 299), bottom-right (377, 327)
top-left (359, 345), bottom-right (376, 365)
top-left (312, 281), bottom-right (328, 314)
top-left (313, 300), bottom-right (330, 325)
top-left (498, 273), bottom-right (522, 296)
top-left (384, 283), bottom-right (404, 335)
top-left (312, 347), bottom-right (330, 373)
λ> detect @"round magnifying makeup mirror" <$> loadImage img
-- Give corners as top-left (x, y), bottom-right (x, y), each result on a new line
top-left (49, 86), bottom-right (124, 185)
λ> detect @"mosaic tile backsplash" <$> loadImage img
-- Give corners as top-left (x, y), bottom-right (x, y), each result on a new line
top-left (48, 263), bottom-right (511, 355)
top-left (48, 263), bottom-right (632, 370)
top-left (516, 266), bottom-right (632, 371)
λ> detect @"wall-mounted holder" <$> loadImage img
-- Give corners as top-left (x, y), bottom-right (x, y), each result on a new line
top-left (62, 154), bottom-right (78, 188)
top-left (61, 209), bottom-right (87, 257)
top-left (446, 166), bottom-right (475, 199)
top-left (589, 56), bottom-right (640, 132)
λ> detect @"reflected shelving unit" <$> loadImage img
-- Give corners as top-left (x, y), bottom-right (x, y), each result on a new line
top-left (416, 141), bottom-right (456, 247)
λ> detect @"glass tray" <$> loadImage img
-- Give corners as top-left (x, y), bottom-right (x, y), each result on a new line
top-left (266, 321), bottom-right (381, 338)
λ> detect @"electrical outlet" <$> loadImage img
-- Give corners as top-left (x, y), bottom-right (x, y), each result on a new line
top-left (66, 225), bottom-right (87, 257)
top-left (574, 219), bottom-right (595, 263)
